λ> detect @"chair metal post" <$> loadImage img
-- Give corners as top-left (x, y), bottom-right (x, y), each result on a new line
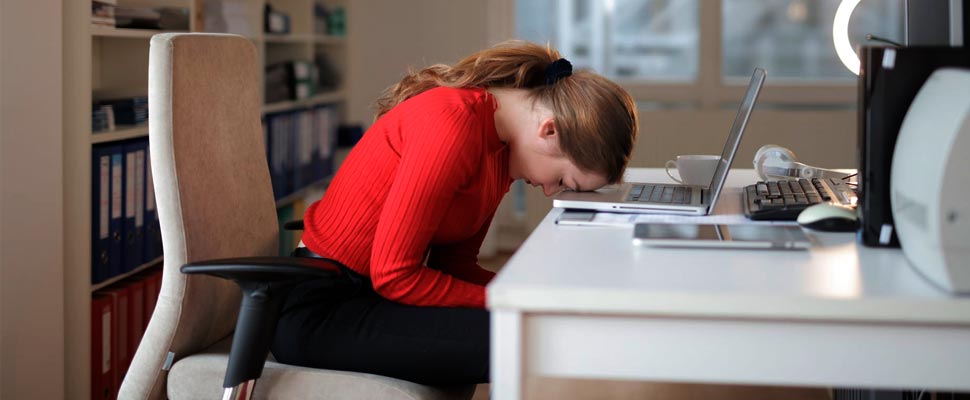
top-left (222, 380), bottom-right (256, 400)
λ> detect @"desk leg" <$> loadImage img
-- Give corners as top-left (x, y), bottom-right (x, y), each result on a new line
top-left (492, 309), bottom-right (523, 400)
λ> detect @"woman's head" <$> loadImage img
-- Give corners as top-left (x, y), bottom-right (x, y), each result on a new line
top-left (528, 67), bottom-right (638, 186)
top-left (375, 40), bottom-right (639, 186)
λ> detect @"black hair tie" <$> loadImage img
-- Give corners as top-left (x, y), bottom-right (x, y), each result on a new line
top-left (545, 58), bottom-right (573, 85)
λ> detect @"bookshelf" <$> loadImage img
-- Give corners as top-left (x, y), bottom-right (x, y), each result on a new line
top-left (64, 0), bottom-right (349, 397)
top-left (90, 257), bottom-right (164, 293)
top-left (91, 25), bottom-right (182, 38)
top-left (262, 90), bottom-right (346, 113)
top-left (90, 124), bottom-right (150, 144)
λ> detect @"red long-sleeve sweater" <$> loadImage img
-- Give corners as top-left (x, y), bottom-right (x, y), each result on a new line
top-left (301, 87), bottom-right (511, 308)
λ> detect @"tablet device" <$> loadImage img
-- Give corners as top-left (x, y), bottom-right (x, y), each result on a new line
top-left (632, 223), bottom-right (812, 250)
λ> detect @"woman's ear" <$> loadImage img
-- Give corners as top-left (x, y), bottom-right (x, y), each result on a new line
top-left (536, 117), bottom-right (563, 155)
top-left (537, 117), bottom-right (557, 139)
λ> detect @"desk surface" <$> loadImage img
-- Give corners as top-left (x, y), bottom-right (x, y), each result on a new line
top-left (488, 169), bottom-right (970, 325)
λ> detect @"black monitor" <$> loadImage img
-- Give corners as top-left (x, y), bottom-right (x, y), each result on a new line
top-left (905, 0), bottom-right (968, 46)
top-left (856, 46), bottom-right (970, 247)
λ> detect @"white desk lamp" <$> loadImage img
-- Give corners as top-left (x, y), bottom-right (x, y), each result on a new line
top-left (833, 0), bottom-right (862, 75)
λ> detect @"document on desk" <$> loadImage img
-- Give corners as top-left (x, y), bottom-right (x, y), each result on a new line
top-left (555, 210), bottom-right (799, 227)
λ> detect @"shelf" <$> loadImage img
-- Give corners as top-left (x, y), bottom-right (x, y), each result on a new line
top-left (91, 124), bottom-right (149, 143)
top-left (264, 33), bottom-right (313, 43)
top-left (276, 176), bottom-right (333, 208)
top-left (262, 90), bottom-right (346, 114)
top-left (91, 256), bottom-right (163, 293)
top-left (91, 25), bottom-right (186, 39)
top-left (314, 35), bottom-right (346, 45)
top-left (263, 33), bottom-right (346, 45)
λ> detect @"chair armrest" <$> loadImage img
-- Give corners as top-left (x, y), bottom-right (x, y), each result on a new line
top-left (282, 219), bottom-right (304, 231)
top-left (181, 256), bottom-right (351, 389)
top-left (181, 256), bottom-right (341, 283)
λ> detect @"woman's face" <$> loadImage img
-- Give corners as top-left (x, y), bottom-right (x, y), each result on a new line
top-left (508, 122), bottom-right (608, 197)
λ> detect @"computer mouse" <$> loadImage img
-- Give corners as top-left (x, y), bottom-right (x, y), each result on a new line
top-left (796, 203), bottom-right (859, 232)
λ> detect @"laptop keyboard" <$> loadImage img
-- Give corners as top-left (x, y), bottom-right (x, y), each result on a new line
top-left (626, 184), bottom-right (693, 204)
top-left (743, 178), bottom-right (856, 220)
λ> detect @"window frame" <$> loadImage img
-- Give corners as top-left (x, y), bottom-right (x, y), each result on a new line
top-left (496, 0), bottom-right (857, 109)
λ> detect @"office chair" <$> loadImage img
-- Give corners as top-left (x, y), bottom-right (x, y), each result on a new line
top-left (119, 33), bottom-right (475, 400)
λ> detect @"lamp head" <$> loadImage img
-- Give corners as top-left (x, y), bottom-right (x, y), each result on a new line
top-left (833, 0), bottom-right (862, 75)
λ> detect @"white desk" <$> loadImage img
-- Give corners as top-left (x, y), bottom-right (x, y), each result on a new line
top-left (487, 169), bottom-right (970, 400)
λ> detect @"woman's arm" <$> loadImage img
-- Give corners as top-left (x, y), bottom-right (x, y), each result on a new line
top-left (427, 215), bottom-right (497, 287)
top-left (369, 103), bottom-right (489, 308)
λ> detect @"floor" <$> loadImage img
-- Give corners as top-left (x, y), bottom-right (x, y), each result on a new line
top-left (472, 252), bottom-right (831, 400)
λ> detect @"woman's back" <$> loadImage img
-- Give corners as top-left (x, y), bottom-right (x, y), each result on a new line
top-left (300, 86), bottom-right (510, 307)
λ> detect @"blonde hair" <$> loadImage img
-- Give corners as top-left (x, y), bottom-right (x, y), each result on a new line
top-left (374, 40), bottom-right (639, 184)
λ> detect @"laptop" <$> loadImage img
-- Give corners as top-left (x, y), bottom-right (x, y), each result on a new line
top-left (553, 67), bottom-right (766, 216)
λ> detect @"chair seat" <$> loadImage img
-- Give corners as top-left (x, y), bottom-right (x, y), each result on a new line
top-left (168, 336), bottom-right (476, 400)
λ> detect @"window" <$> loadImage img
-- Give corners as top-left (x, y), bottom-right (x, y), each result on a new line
top-left (517, 0), bottom-right (699, 81)
top-left (515, 0), bottom-right (904, 105)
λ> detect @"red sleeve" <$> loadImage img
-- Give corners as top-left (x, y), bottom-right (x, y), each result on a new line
top-left (427, 215), bottom-right (497, 287)
top-left (369, 104), bottom-right (488, 308)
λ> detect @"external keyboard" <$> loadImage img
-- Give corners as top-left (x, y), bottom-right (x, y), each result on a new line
top-left (743, 178), bottom-right (856, 220)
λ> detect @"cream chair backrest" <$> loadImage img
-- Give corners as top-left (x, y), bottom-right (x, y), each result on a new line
top-left (121, 33), bottom-right (279, 399)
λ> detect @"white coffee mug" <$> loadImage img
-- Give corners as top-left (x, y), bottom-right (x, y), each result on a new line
top-left (665, 155), bottom-right (720, 186)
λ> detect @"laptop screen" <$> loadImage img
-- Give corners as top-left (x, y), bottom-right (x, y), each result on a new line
top-left (705, 68), bottom-right (766, 211)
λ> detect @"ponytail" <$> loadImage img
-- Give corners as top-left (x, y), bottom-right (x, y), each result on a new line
top-left (374, 40), bottom-right (561, 117)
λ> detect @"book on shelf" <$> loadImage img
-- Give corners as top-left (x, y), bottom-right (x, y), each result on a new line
top-left (92, 0), bottom-right (117, 27)
top-left (103, 288), bottom-right (129, 394)
top-left (313, 3), bottom-right (329, 35)
top-left (264, 4), bottom-right (291, 34)
top-left (92, 268), bottom-right (161, 398)
top-left (96, 96), bottom-right (147, 126)
top-left (93, 138), bottom-right (162, 284)
top-left (267, 112), bottom-right (291, 198)
top-left (92, 104), bottom-right (116, 133)
top-left (328, 7), bottom-right (347, 36)
top-left (264, 106), bottom-right (339, 200)
top-left (91, 294), bottom-right (115, 400)
top-left (122, 141), bottom-right (147, 272)
top-left (114, 6), bottom-right (190, 31)
top-left (120, 280), bottom-right (145, 372)
top-left (313, 4), bottom-right (346, 36)
top-left (313, 105), bottom-right (338, 180)
top-left (314, 53), bottom-right (341, 91)
top-left (265, 61), bottom-right (318, 103)
top-left (110, 146), bottom-right (125, 279)
top-left (92, 145), bottom-right (117, 283)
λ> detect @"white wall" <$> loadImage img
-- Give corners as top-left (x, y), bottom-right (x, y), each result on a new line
top-left (345, 0), bottom-right (493, 126)
top-left (0, 1), bottom-right (65, 399)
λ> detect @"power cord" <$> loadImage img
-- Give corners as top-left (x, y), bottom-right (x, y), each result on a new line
top-left (866, 33), bottom-right (905, 47)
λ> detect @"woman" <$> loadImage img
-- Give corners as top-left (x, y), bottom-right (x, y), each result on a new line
top-left (271, 40), bottom-right (639, 385)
